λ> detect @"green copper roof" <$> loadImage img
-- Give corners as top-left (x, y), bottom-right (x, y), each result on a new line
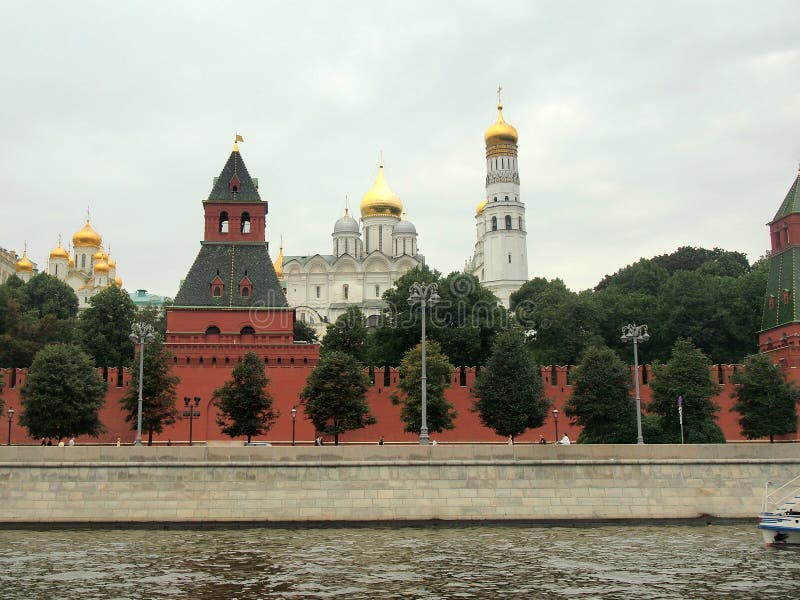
top-left (772, 169), bottom-right (800, 222)
top-left (760, 246), bottom-right (800, 331)
top-left (207, 150), bottom-right (261, 203)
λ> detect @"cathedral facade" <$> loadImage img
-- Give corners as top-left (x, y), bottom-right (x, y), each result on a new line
top-left (280, 165), bottom-right (423, 330)
top-left (466, 99), bottom-right (529, 307)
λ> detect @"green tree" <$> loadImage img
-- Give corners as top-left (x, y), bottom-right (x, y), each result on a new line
top-left (649, 338), bottom-right (725, 443)
top-left (300, 350), bottom-right (374, 445)
top-left (19, 344), bottom-right (107, 441)
top-left (293, 319), bottom-right (319, 344)
top-left (79, 285), bottom-right (137, 367)
top-left (391, 340), bottom-right (457, 434)
top-left (565, 345), bottom-right (638, 443)
top-left (732, 353), bottom-right (799, 442)
top-left (320, 306), bottom-right (368, 363)
top-left (212, 352), bottom-right (277, 443)
top-left (20, 272), bottom-right (79, 320)
top-left (472, 329), bottom-right (549, 440)
top-left (120, 340), bottom-right (180, 445)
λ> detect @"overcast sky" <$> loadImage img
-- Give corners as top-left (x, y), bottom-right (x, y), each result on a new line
top-left (1, 1), bottom-right (798, 298)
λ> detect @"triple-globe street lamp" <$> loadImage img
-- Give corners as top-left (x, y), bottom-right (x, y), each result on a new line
top-left (184, 396), bottom-right (201, 446)
top-left (552, 408), bottom-right (559, 443)
top-left (129, 322), bottom-right (156, 446)
top-left (621, 323), bottom-right (650, 445)
top-left (291, 406), bottom-right (297, 446)
top-left (7, 407), bottom-right (14, 446)
top-left (407, 282), bottom-right (440, 445)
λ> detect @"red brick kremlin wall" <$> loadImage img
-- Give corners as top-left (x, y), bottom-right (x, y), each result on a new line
top-left (4, 363), bottom-right (796, 446)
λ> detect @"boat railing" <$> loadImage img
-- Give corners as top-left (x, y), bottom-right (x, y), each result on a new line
top-left (763, 474), bottom-right (800, 513)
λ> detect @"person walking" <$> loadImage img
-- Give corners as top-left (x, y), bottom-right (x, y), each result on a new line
top-left (560, 433), bottom-right (571, 445)
top-left (378, 436), bottom-right (385, 445)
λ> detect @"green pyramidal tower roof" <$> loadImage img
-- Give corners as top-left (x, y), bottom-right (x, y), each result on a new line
top-left (772, 167), bottom-right (800, 222)
top-left (207, 147), bottom-right (261, 203)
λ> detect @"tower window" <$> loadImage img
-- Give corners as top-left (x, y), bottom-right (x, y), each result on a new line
top-left (316, 285), bottom-right (321, 299)
top-left (211, 275), bottom-right (224, 297)
top-left (81, 254), bottom-right (86, 268)
top-left (345, 238), bottom-right (349, 254)
top-left (519, 217), bottom-right (523, 230)
top-left (508, 253), bottom-right (512, 263)
top-left (784, 290), bottom-right (790, 305)
top-left (491, 216), bottom-right (497, 231)
top-left (205, 325), bottom-right (221, 335)
top-left (343, 284), bottom-right (349, 300)
top-left (240, 212), bottom-right (251, 234)
top-left (241, 326), bottom-right (255, 335)
top-left (504, 195), bottom-right (509, 202)
top-left (769, 295), bottom-right (775, 309)
top-left (493, 196), bottom-right (497, 202)
top-left (379, 225), bottom-right (383, 252)
top-left (365, 228), bottom-right (370, 249)
top-left (239, 277), bottom-right (252, 297)
top-left (375, 285), bottom-right (380, 298)
top-left (219, 211), bottom-right (229, 233)
top-left (505, 215), bottom-right (512, 229)
top-left (229, 176), bottom-right (240, 192)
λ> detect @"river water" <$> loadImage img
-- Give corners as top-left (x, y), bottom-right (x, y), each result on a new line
top-left (0, 523), bottom-right (796, 599)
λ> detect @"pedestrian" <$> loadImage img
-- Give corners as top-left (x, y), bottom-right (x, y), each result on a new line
top-left (40, 438), bottom-right (46, 446)
top-left (431, 439), bottom-right (438, 446)
top-left (539, 435), bottom-right (546, 445)
top-left (68, 437), bottom-right (75, 446)
top-left (378, 436), bottom-right (385, 445)
top-left (507, 435), bottom-right (513, 445)
top-left (46, 439), bottom-right (52, 446)
top-left (560, 433), bottom-right (571, 445)
top-left (57, 440), bottom-right (65, 447)
top-left (116, 437), bottom-right (121, 447)
top-left (167, 439), bottom-right (172, 446)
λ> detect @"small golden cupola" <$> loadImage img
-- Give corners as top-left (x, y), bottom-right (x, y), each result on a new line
top-left (114, 275), bottom-right (123, 287)
top-left (94, 257), bottom-right (110, 273)
top-left (93, 248), bottom-right (107, 262)
top-left (360, 164), bottom-right (403, 219)
top-left (484, 103), bottom-right (518, 145)
top-left (476, 199), bottom-right (487, 215)
top-left (15, 246), bottom-right (33, 273)
top-left (73, 219), bottom-right (102, 247)
top-left (273, 241), bottom-right (284, 279)
top-left (49, 236), bottom-right (69, 260)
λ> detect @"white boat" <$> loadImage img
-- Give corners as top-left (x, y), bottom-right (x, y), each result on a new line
top-left (758, 475), bottom-right (800, 547)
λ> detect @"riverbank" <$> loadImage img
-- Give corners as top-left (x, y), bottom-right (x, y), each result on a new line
top-left (1, 444), bottom-right (797, 524)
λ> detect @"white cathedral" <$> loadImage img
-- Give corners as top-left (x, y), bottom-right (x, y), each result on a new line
top-left (277, 95), bottom-right (529, 331)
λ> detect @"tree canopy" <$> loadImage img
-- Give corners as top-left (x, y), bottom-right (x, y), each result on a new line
top-left (648, 338), bottom-right (725, 443)
top-left (472, 329), bottom-right (549, 440)
top-left (732, 353), bottom-right (799, 442)
top-left (391, 339), bottom-right (457, 435)
top-left (212, 352), bottom-right (277, 443)
top-left (320, 306), bottom-right (368, 363)
top-left (120, 339), bottom-right (180, 445)
top-left (300, 350), bottom-right (374, 445)
top-left (19, 344), bottom-right (107, 440)
top-left (565, 345), bottom-right (637, 443)
top-left (79, 285), bottom-right (137, 367)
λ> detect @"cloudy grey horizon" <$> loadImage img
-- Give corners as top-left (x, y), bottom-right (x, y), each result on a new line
top-left (1, 1), bottom-right (798, 299)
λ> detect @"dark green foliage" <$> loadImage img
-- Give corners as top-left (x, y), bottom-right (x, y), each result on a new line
top-left (565, 345), bottom-right (638, 443)
top-left (212, 352), bottom-right (277, 443)
top-left (300, 351), bottom-right (374, 445)
top-left (19, 344), bottom-right (107, 440)
top-left (371, 265), bottom-right (507, 367)
top-left (134, 304), bottom-right (169, 338)
top-left (472, 329), bottom-right (549, 439)
top-left (648, 339), bottom-right (725, 443)
top-left (391, 340), bottom-right (457, 434)
top-left (320, 306), bottom-right (367, 363)
top-left (79, 286), bottom-right (137, 367)
top-left (19, 273), bottom-right (79, 320)
top-left (732, 353), bottom-right (799, 442)
top-left (120, 340), bottom-right (180, 446)
top-left (293, 319), bottom-right (319, 344)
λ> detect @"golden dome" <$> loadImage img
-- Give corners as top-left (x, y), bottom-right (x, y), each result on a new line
top-left (114, 275), bottom-right (122, 287)
top-left (476, 199), bottom-right (487, 215)
top-left (107, 256), bottom-right (116, 269)
top-left (274, 244), bottom-right (284, 278)
top-left (94, 259), bottom-right (109, 274)
top-left (484, 104), bottom-right (518, 144)
top-left (73, 220), bottom-right (102, 247)
top-left (360, 165), bottom-right (403, 219)
top-left (49, 241), bottom-right (69, 260)
top-left (15, 252), bottom-right (33, 273)
top-left (93, 248), bottom-right (106, 262)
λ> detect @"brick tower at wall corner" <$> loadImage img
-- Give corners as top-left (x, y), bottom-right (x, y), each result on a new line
top-left (167, 141), bottom-right (318, 365)
top-left (759, 165), bottom-right (800, 367)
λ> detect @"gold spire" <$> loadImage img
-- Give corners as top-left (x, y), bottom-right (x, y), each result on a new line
top-left (274, 236), bottom-right (284, 278)
top-left (360, 163), bottom-right (403, 219)
top-left (233, 133), bottom-right (243, 152)
top-left (16, 242), bottom-right (33, 273)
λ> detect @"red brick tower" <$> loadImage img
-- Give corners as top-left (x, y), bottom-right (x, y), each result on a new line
top-left (759, 165), bottom-right (800, 367)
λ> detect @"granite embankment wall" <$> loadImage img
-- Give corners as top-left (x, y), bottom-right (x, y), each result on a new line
top-left (1, 444), bottom-right (798, 524)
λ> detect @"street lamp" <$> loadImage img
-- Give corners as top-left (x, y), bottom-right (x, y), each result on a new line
top-left (184, 396), bottom-right (201, 446)
top-left (621, 323), bottom-right (650, 445)
top-left (291, 406), bottom-right (297, 446)
top-left (7, 407), bottom-right (14, 446)
top-left (407, 282), bottom-right (440, 445)
top-left (552, 408), bottom-right (559, 443)
top-left (129, 322), bottom-right (156, 446)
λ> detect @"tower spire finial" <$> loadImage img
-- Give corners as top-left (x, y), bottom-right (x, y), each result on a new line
top-left (86, 206), bottom-right (91, 222)
top-left (345, 194), bottom-right (350, 216)
top-left (379, 149), bottom-right (384, 168)
top-left (497, 84), bottom-right (503, 108)
top-left (233, 133), bottom-right (243, 152)
top-left (58, 233), bottom-right (62, 247)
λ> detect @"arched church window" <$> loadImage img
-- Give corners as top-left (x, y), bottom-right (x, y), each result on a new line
top-left (491, 217), bottom-right (497, 231)
top-left (518, 217), bottom-right (523, 230)
top-left (229, 176), bottom-right (240, 192)
top-left (343, 284), bottom-right (349, 300)
top-left (239, 276), bottom-right (252, 297)
top-left (504, 195), bottom-right (509, 202)
top-left (213, 286), bottom-right (222, 297)
top-left (508, 253), bottom-right (512, 263)
top-left (505, 215), bottom-right (512, 229)
top-left (219, 211), bottom-right (229, 233)
top-left (205, 325), bottom-right (221, 335)
top-left (81, 254), bottom-right (86, 268)
top-left (375, 285), bottom-right (380, 298)
top-left (240, 212), bottom-right (251, 233)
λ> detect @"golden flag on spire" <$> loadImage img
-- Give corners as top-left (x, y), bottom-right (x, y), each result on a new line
top-left (235, 134), bottom-right (244, 143)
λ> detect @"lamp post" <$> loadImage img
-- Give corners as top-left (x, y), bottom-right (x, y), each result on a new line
top-left (407, 282), bottom-right (440, 445)
top-left (291, 406), bottom-right (297, 446)
top-left (183, 396), bottom-right (201, 446)
top-left (6, 407), bottom-right (14, 446)
top-left (129, 322), bottom-right (156, 446)
top-left (552, 408), bottom-right (559, 443)
top-left (621, 323), bottom-right (650, 445)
